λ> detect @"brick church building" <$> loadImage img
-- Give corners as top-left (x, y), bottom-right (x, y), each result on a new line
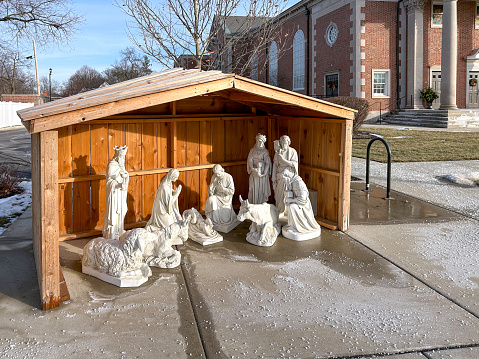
top-left (210, 0), bottom-right (479, 126)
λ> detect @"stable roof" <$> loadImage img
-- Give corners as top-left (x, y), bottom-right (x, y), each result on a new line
top-left (18, 68), bottom-right (354, 134)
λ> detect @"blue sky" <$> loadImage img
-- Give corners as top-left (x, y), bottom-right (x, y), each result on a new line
top-left (35, 0), bottom-right (162, 83)
top-left (33, 0), bottom-right (297, 84)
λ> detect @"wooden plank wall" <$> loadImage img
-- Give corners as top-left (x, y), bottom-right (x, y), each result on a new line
top-left (271, 117), bottom-right (346, 229)
top-left (57, 116), bottom-right (268, 239)
top-left (57, 115), bottom-right (348, 239)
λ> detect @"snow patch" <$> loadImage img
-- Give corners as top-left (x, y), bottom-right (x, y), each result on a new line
top-left (0, 180), bottom-right (32, 235)
top-left (415, 221), bottom-right (479, 290)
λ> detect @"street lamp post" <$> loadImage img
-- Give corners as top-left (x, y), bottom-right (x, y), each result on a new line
top-left (49, 68), bottom-right (52, 102)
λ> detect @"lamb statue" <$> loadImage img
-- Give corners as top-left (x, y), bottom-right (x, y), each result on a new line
top-left (82, 232), bottom-right (152, 287)
top-left (237, 195), bottom-right (282, 247)
top-left (122, 209), bottom-right (195, 268)
top-left (82, 210), bottom-right (195, 286)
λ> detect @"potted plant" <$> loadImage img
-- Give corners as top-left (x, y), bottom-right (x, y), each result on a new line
top-left (419, 87), bottom-right (439, 109)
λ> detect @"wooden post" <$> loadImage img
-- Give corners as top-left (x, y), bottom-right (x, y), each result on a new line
top-left (338, 120), bottom-right (352, 231)
top-left (31, 130), bottom-right (60, 310)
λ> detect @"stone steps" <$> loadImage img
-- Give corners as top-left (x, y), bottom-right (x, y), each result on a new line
top-left (382, 109), bottom-right (449, 128)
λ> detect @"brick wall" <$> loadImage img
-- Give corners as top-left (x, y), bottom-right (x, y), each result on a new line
top-left (363, 1), bottom-right (398, 111)
top-left (423, 0), bottom-right (479, 108)
top-left (1, 94), bottom-right (45, 106)
top-left (314, 4), bottom-right (353, 98)
top-left (276, 11), bottom-right (309, 94)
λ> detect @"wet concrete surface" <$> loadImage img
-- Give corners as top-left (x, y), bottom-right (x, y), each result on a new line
top-left (350, 182), bottom-right (462, 225)
top-left (0, 126), bottom-right (31, 179)
top-left (351, 158), bottom-right (479, 220)
top-left (1, 125), bottom-right (479, 358)
top-left (179, 221), bottom-right (479, 358)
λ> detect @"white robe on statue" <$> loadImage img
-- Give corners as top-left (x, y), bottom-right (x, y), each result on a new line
top-left (146, 179), bottom-right (181, 231)
top-left (283, 175), bottom-right (321, 234)
top-left (102, 160), bottom-right (129, 240)
top-left (273, 147), bottom-right (298, 213)
top-left (247, 146), bottom-right (271, 204)
top-left (205, 172), bottom-right (236, 225)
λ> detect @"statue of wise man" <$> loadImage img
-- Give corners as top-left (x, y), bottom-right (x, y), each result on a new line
top-left (272, 135), bottom-right (299, 215)
top-left (205, 164), bottom-right (240, 232)
top-left (102, 146), bottom-right (129, 240)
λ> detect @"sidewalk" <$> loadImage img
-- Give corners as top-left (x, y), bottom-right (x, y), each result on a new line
top-left (0, 157), bottom-right (478, 358)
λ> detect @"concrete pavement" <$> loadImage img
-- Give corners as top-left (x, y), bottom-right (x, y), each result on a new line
top-left (1, 126), bottom-right (479, 358)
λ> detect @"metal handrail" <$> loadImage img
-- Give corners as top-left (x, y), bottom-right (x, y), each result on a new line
top-left (365, 137), bottom-right (392, 199)
top-left (371, 95), bottom-right (407, 124)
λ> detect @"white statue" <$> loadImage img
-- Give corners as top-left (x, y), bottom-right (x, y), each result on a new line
top-left (247, 133), bottom-right (271, 204)
top-left (184, 208), bottom-right (223, 246)
top-left (82, 233), bottom-right (152, 287)
top-left (281, 169), bottom-right (321, 241)
top-left (146, 169), bottom-right (182, 238)
top-left (237, 195), bottom-right (281, 247)
top-left (205, 164), bottom-right (240, 233)
top-left (272, 135), bottom-right (299, 215)
top-left (120, 209), bottom-right (194, 268)
top-left (102, 146), bottom-right (129, 240)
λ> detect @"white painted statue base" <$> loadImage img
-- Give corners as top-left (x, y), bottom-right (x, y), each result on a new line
top-left (190, 234), bottom-right (223, 246)
top-left (82, 264), bottom-right (149, 287)
top-left (213, 220), bottom-right (241, 233)
top-left (282, 227), bottom-right (321, 241)
top-left (169, 237), bottom-right (183, 246)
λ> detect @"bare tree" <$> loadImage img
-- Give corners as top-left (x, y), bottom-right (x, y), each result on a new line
top-left (0, 0), bottom-right (83, 48)
top-left (63, 65), bottom-right (105, 96)
top-left (40, 75), bottom-right (63, 98)
top-left (104, 47), bottom-right (153, 84)
top-left (116, 0), bottom-right (287, 72)
top-left (0, 48), bottom-right (34, 94)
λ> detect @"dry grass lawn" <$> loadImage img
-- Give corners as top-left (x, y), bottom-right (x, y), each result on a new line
top-left (352, 127), bottom-right (479, 162)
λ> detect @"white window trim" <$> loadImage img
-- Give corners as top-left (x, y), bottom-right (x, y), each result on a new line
top-left (476, 2), bottom-right (479, 30)
top-left (431, 2), bottom-right (443, 28)
top-left (292, 30), bottom-right (305, 91)
top-left (371, 69), bottom-right (391, 98)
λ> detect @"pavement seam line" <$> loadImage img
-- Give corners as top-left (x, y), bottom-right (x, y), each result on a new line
top-left (343, 231), bottom-right (479, 322)
top-left (179, 261), bottom-right (208, 359)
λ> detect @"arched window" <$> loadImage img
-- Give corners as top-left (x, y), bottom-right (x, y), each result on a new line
top-left (293, 30), bottom-right (305, 90)
top-left (251, 53), bottom-right (259, 81)
top-left (269, 41), bottom-right (278, 87)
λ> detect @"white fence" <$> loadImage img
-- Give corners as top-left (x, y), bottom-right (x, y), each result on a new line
top-left (0, 101), bottom-right (34, 128)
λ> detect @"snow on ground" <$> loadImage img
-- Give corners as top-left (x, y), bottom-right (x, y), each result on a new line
top-left (441, 172), bottom-right (479, 187)
top-left (415, 220), bottom-right (479, 290)
top-left (0, 180), bottom-right (32, 235)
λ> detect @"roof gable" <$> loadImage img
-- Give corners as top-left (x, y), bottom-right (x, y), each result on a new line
top-left (18, 69), bottom-right (354, 134)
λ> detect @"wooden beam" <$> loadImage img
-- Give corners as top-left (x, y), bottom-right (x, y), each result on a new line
top-left (233, 78), bottom-right (356, 120)
top-left (31, 130), bottom-right (61, 310)
top-left (57, 161), bottom-right (248, 184)
top-left (338, 120), bottom-right (352, 231)
top-left (218, 89), bottom-right (287, 105)
top-left (299, 164), bottom-right (340, 177)
top-left (28, 77), bottom-right (235, 134)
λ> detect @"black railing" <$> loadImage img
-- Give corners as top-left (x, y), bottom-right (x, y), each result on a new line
top-left (370, 95), bottom-right (407, 124)
top-left (365, 137), bottom-right (392, 199)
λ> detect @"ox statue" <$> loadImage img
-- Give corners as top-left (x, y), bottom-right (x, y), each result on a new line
top-left (237, 195), bottom-right (282, 247)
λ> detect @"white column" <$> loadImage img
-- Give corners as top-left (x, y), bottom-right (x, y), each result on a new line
top-left (404, 0), bottom-right (425, 109)
top-left (440, 0), bottom-right (458, 110)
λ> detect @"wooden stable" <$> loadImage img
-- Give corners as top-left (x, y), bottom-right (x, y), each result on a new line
top-left (18, 69), bottom-right (355, 310)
